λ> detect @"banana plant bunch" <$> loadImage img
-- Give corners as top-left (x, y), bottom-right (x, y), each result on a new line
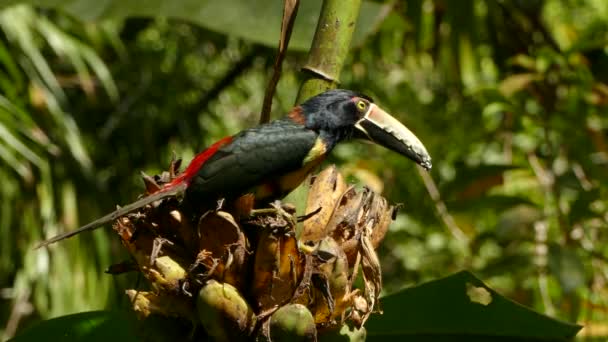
top-left (111, 163), bottom-right (396, 341)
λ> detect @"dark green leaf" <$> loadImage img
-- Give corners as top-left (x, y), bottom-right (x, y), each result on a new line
top-left (366, 271), bottom-right (581, 341)
top-left (10, 311), bottom-right (137, 342)
top-left (11, 310), bottom-right (195, 342)
top-left (569, 188), bottom-right (600, 224)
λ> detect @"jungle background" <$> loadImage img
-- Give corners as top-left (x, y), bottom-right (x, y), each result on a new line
top-left (0, 0), bottom-right (606, 340)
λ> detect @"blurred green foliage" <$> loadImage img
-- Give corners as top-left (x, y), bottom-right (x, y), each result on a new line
top-left (0, 0), bottom-right (607, 340)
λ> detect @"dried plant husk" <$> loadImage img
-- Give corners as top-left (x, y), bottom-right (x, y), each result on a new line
top-left (196, 280), bottom-right (256, 342)
top-left (114, 215), bottom-right (156, 265)
top-left (108, 165), bottom-right (397, 341)
top-left (301, 170), bottom-right (392, 328)
top-left (301, 165), bottom-right (346, 242)
top-left (320, 187), bottom-right (394, 265)
top-left (323, 187), bottom-right (363, 240)
top-left (349, 294), bottom-right (369, 328)
top-left (357, 234), bottom-right (383, 326)
top-left (251, 222), bottom-right (304, 311)
top-left (309, 237), bottom-right (351, 326)
top-left (168, 208), bottom-right (199, 254)
top-left (233, 193), bottom-right (255, 220)
top-left (114, 214), bottom-right (188, 293)
top-left (196, 210), bottom-right (249, 289)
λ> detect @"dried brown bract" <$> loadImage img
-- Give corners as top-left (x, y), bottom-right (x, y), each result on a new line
top-left (108, 165), bottom-right (396, 341)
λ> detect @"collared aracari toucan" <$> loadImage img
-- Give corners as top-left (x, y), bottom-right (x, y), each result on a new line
top-left (36, 89), bottom-right (431, 248)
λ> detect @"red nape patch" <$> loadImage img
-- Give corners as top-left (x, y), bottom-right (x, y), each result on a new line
top-left (287, 106), bottom-right (306, 125)
top-left (166, 136), bottom-right (233, 187)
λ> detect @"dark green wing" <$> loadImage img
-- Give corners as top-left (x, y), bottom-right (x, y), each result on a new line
top-left (187, 119), bottom-right (318, 200)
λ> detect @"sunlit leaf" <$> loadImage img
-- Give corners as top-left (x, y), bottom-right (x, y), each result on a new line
top-left (0, 6), bottom-right (65, 100)
top-left (499, 73), bottom-right (539, 97)
top-left (0, 0), bottom-right (389, 51)
top-left (0, 122), bottom-right (44, 167)
top-left (36, 17), bottom-right (118, 101)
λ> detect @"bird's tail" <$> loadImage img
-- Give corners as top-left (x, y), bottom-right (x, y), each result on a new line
top-left (35, 183), bottom-right (187, 249)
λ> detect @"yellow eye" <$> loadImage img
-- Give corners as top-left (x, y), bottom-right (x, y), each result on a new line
top-left (356, 100), bottom-right (367, 111)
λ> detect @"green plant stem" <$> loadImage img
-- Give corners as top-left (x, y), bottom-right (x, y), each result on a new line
top-left (295, 0), bottom-right (362, 104)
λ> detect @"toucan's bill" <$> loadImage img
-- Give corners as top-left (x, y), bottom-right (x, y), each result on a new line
top-left (354, 104), bottom-right (432, 170)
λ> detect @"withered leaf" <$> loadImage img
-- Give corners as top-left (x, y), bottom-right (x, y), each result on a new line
top-left (310, 237), bottom-right (350, 325)
top-left (358, 233), bottom-right (382, 326)
top-left (301, 165), bottom-right (347, 242)
top-left (197, 211), bottom-right (249, 288)
top-left (252, 225), bottom-right (304, 311)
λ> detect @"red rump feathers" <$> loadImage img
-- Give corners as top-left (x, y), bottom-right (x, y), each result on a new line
top-left (167, 136), bottom-right (233, 187)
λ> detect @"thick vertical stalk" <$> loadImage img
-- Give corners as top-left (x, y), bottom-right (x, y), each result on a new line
top-left (295, 0), bottom-right (362, 104)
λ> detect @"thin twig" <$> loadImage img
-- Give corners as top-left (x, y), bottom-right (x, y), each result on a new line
top-left (533, 220), bottom-right (555, 316)
top-left (528, 136), bottom-right (572, 317)
top-left (537, 271), bottom-right (556, 316)
top-left (260, 0), bottom-right (300, 123)
top-left (417, 166), bottom-right (468, 243)
top-left (528, 154), bottom-right (553, 188)
top-left (3, 286), bottom-right (32, 340)
top-left (572, 162), bottom-right (593, 191)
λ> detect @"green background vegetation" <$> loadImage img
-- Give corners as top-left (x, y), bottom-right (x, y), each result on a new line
top-left (0, 0), bottom-right (606, 340)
